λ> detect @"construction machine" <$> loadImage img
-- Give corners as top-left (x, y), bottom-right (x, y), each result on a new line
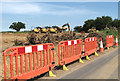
top-left (33, 22), bottom-right (71, 33)
top-left (50, 26), bottom-right (62, 33)
top-left (62, 22), bottom-right (71, 32)
top-left (43, 26), bottom-right (51, 33)
top-left (33, 26), bottom-right (49, 33)
top-left (33, 27), bottom-right (42, 33)
top-left (88, 27), bottom-right (96, 33)
top-left (104, 25), bottom-right (109, 30)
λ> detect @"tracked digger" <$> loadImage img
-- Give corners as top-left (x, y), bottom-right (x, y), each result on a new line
top-left (48, 23), bottom-right (71, 33)
top-left (33, 27), bottom-right (49, 33)
top-left (33, 22), bottom-right (71, 34)
top-left (50, 26), bottom-right (62, 33)
top-left (33, 27), bottom-right (42, 33)
top-left (49, 23), bottom-right (71, 33)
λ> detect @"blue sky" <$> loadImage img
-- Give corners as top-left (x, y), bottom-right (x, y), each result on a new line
top-left (1, 2), bottom-right (118, 31)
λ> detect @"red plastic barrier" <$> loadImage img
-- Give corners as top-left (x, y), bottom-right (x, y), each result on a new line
top-left (58, 39), bottom-right (83, 66)
top-left (3, 43), bottom-right (55, 80)
top-left (84, 37), bottom-right (97, 56)
top-left (106, 35), bottom-right (114, 47)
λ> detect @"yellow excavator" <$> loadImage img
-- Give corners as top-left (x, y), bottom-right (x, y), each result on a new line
top-left (33, 23), bottom-right (71, 33)
top-left (49, 26), bottom-right (62, 33)
top-left (50, 23), bottom-right (71, 33)
top-left (62, 22), bottom-right (70, 32)
top-left (88, 27), bottom-right (96, 33)
top-left (104, 25), bottom-right (109, 30)
top-left (42, 27), bottom-right (50, 33)
top-left (33, 27), bottom-right (42, 33)
top-left (33, 27), bottom-right (49, 33)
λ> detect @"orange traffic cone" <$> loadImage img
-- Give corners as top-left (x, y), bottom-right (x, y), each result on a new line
top-left (99, 38), bottom-right (104, 52)
top-left (115, 36), bottom-right (118, 46)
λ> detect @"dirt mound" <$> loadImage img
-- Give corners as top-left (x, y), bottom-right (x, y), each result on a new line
top-left (14, 32), bottom-right (81, 46)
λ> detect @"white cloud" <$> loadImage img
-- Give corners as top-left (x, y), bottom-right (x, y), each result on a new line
top-left (41, 8), bottom-right (98, 15)
top-left (2, 3), bottom-right (99, 15)
top-left (2, 3), bottom-right (41, 14)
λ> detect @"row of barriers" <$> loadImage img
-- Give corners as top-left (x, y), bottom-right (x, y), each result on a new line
top-left (3, 43), bottom-right (56, 80)
top-left (3, 35), bottom-right (118, 80)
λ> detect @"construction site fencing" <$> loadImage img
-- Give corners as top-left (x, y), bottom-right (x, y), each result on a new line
top-left (3, 35), bottom-right (116, 80)
top-left (106, 35), bottom-right (114, 48)
top-left (84, 37), bottom-right (98, 56)
top-left (58, 39), bottom-right (83, 66)
top-left (3, 43), bottom-right (55, 80)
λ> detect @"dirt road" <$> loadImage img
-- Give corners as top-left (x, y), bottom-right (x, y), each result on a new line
top-left (60, 47), bottom-right (118, 79)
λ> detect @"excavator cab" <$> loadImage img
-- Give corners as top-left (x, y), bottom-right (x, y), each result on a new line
top-left (62, 27), bottom-right (67, 30)
top-left (41, 27), bottom-right (50, 33)
top-left (33, 27), bottom-right (42, 33)
top-left (51, 26), bottom-right (62, 33)
top-left (88, 27), bottom-right (96, 33)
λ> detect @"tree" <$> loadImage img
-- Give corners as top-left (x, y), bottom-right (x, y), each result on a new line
top-left (111, 19), bottom-right (120, 28)
top-left (74, 26), bottom-right (83, 32)
top-left (82, 16), bottom-right (113, 32)
top-left (9, 22), bottom-right (25, 32)
top-left (83, 19), bottom-right (95, 32)
top-left (94, 16), bottom-right (112, 30)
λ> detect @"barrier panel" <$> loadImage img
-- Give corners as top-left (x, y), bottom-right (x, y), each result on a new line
top-left (106, 35), bottom-right (114, 49)
top-left (84, 37), bottom-right (98, 60)
top-left (3, 43), bottom-right (56, 80)
top-left (58, 39), bottom-right (83, 70)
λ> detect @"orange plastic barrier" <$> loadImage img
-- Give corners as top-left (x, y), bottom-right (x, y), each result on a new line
top-left (106, 35), bottom-right (114, 48)
top-left (58, 39), bottom-right (83, 66)
top-left (84, 37), bottom-right (97, 56)
top-left (3, 43), bottom-right (55, 80)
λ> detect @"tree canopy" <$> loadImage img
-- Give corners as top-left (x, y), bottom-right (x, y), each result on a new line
top-left (74, 16), bottom-right (119, 32)
top-left (82, 19), bottom-right (95, 32)
top-left (9, 22), bottom-right (25, 32)
top-left (74, 26), bottom-right (82, 32)
top-left (110, 19), bottom-right (120, 28)
top-left (94, 16), bottom-right (112, 30)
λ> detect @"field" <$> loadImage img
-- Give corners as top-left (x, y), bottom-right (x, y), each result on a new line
top-left (1, 33), bottom-right (27, 79)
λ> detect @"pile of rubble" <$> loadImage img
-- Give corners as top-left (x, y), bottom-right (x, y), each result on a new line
top-left (14, 32), bottom-right (82, 46)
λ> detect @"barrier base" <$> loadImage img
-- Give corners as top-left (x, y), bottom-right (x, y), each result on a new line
top-left (86, 56), bottom-right (90, 60)
top-left (79, 58), bottom-right (84, 63)
top-left (107, 47), bottom-right (109, 50)
top-left (95, 52), bottom-right (98, 56)
top-left (63, 65), bottom-right (69, 71)
top-left (49, 71), bottom-right (56, 77)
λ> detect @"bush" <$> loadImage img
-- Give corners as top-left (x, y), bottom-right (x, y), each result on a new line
top-left (99, 29), bottom-right (119, 44)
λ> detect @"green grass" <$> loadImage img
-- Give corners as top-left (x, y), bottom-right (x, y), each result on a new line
top-left (16, 31), bottom-right (32, 33)
top-left (1, 31), bottom-right (32, 33)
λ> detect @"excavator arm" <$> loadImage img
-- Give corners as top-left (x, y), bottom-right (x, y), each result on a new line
top-left (62, 22), bottom-right (70, 32)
